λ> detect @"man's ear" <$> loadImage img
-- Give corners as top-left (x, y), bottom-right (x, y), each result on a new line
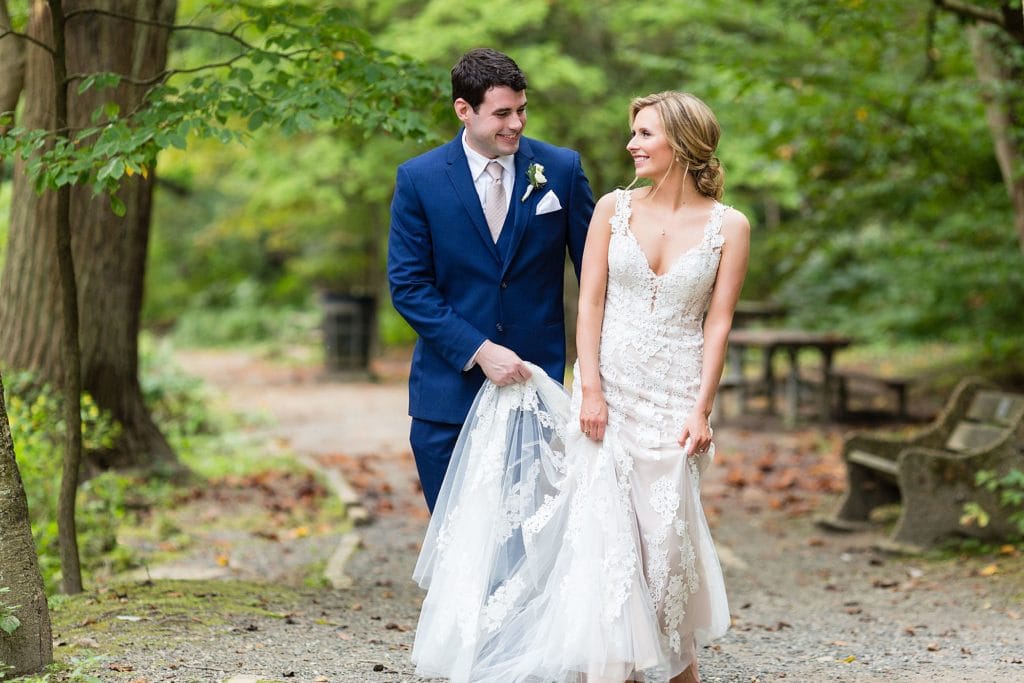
top-left (453, 98), bottom-right (472, 123)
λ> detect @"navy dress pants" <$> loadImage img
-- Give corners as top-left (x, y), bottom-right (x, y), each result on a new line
top-left (410, 417), bottom-right (463, 513)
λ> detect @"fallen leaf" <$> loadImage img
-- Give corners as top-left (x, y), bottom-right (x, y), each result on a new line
top-left (927, 643), bottom-right (940, 651)
top-left (108, 663), bottom-right (134, 672)
top-left (843, 655), bottom-right (856, 663)
top-left (978, 564), bottom-right (998, 577)
top-left (216, 554), bottom-right (230, 567)
top-left (725, 467), bottom-right (747, 488)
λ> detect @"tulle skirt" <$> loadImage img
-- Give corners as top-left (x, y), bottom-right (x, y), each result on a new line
top-left (412, 364), bottom-right (728, 682)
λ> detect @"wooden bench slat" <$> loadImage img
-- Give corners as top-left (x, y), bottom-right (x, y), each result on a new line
top-left (832, 370), bottom-right (911, 389)
top-left (847, 449), bottom-right (899, 477)
top-left (967, 391), bottom-right (1024, 427)
top-left (945, 422), bottom-right (1007, 451)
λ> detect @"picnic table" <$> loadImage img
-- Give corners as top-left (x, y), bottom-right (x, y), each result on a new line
top-left (725, 328), bottom-right (854, 425)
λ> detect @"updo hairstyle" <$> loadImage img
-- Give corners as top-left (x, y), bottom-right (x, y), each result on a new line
top-left (629, 91), bottom-right (724, 200)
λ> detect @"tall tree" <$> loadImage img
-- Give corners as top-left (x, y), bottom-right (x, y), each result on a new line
top-left (0, 0), bottom-right (177, 470)
top-left (0, 371), bottom-right (53, 677)
top-left (0, 1), bottom-right (442, 471)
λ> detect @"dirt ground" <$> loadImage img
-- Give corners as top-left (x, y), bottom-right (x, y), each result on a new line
top-left (110, 348), bottom-right (1023, 682)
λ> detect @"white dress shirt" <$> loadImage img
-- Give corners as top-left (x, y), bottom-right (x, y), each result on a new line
top-left (462, 131), bottom-right (514, 214)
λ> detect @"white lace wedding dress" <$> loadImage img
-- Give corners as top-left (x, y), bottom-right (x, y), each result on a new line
top-left (412, 189), bottom-right (730, 682)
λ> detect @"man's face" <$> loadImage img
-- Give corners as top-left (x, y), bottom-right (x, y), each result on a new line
top-left (455, 86), bottom-right (527, 158)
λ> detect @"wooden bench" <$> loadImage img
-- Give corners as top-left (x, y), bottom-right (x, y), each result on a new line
top-left (819, 377), bottom-right (1024, 551)
top-left (832, 369), bottom-right (912, 419)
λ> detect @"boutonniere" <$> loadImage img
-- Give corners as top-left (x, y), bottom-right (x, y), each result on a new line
top-left (520, 163), bottom-right (547, 202)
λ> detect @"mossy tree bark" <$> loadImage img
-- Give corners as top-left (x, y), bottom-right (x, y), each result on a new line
top-left (0, 372), bottom-right (53, 677)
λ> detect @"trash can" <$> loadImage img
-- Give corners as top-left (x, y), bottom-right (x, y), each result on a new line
top-left (321, 292), bottom-right (375, 375)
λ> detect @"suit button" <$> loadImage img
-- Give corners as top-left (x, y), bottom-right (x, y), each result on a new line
top-left (501, 281), bottom-right (509, 289)
top-left (496, 323), bottom-right (504, 333)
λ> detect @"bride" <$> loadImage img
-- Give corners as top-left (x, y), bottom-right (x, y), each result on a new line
top-left (411, 91), bottom-right (751, 683)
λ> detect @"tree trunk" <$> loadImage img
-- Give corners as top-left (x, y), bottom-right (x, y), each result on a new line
top-left (0, 0), bottom-right (179, 470)
top-left (47, 0), bottom-right (85, 595)
top-left (966, 23), bottom-right (1024, 254)
top-left (0, 0), bottom-right (25, 119)
top-left (0, 372), bottom-right (54, 677)
top-left (0, 0), bottom-right (25, 182)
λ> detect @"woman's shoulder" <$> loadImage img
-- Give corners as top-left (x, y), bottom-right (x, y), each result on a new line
top-left (594, 189), bottom-right (623, 214)
top-left (718, 204), bottom-right (751, 243)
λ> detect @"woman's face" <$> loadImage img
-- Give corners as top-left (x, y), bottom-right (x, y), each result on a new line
top-left (627, 106), bottom-right (674, 180)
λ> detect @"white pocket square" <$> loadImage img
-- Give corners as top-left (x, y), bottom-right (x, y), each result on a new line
top-left (535, 190), bottom-right (562, 215)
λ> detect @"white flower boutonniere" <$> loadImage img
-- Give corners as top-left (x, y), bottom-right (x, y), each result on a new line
top-left (521, 163), bottom-right (547, 202)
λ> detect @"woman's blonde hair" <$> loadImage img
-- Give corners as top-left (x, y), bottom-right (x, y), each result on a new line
top-left (629, 91), bottom-right (724, 200)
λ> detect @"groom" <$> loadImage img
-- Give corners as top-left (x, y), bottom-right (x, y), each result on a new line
top-left (388, 48), bottom-right (594, 512)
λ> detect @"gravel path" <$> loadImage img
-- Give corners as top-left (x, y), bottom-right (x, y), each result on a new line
top-left (123, 350), bottom-right (1022, 683)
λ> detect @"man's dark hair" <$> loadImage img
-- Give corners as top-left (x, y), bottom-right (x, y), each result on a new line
top-left (451, 48), bottom-right (528, 110)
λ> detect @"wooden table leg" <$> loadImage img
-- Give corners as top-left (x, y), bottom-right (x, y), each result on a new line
top-left (785, 347), bottom-right (799, 428)
top-left (762, 346), bottom-right (776, 415)
top-left (727, 344), bottom-right (746, 415)
top-left (820, 349), bottom-right (836, 421)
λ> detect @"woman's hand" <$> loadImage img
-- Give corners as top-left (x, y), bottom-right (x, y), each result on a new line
top-left (679, 411), bottom-right (713, 456)
top-left (579, 388), bottom-right (608, 441)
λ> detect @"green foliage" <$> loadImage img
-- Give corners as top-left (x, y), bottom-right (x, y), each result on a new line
top-left (964, 468), bottom-right (1024, 538)
top-left (3, 338), bottom-right (232, 592)
top-left (140, 0), bottom-right (1024, 363)
top-left (139, 338), bottom-right (222, 440)
top-left (3, 374), bottom-right (128, 591)
top-left (0, 0), bottom-right (446, 212)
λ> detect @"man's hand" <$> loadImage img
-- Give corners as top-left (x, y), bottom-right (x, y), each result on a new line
top-left (475, 340), bottom-right (532, 386)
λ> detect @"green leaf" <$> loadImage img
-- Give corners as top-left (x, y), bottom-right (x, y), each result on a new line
top-left (97, 157), bottom-right (124, 182)
top-left (110, 195), bottom-right (127, 217)
top-left (0, 614), bottom-right (20, 635)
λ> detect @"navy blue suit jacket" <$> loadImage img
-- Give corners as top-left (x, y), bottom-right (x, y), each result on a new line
top-left (388, 132), bottom-right (594, 423)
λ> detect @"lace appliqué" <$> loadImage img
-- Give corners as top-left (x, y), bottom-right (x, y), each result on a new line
top-left (600, 189), bottom-right (726, 448)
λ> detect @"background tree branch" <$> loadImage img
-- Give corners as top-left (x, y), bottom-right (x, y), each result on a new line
top-left (933, 0), bottom-right (1024, 43)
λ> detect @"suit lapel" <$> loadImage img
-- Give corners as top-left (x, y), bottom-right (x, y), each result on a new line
top-left (445, 133), bottom-right (502, 265)
top-left (501, 139), bottom-right (539, 275)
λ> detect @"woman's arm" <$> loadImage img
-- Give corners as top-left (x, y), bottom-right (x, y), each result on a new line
top-left (680, 208), bottom-right (751, 453)
top-left (576, 191), bottom-right (617, 441)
